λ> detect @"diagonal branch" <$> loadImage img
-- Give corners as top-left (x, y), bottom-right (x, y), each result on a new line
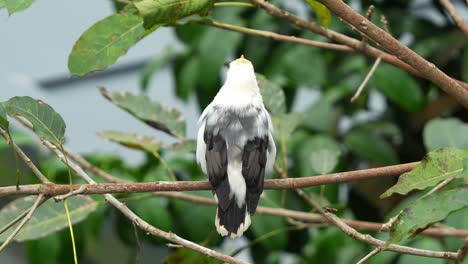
top-left (439, 0), bottom-right (468, 34)
top-left (316, 0), bottom-right (468, 108)
top-left (250, 0), bottom-right (468, 101)
top-left (0, 194), bottom-right (46, 253)
top-left (0, 162), bottom-right (419, 197)
top-left (42, 140), bottom-right (246, 264)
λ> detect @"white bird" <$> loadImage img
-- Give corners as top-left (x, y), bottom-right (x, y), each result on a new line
top-left (196, 55), bottom-right (276, 238)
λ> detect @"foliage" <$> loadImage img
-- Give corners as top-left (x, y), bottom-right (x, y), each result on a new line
top-left (0, 0), bottom-right (467, 263)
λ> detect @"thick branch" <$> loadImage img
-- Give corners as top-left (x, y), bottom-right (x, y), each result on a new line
top-left (0, 162), bottom-right (418, 197)
top-left (250, 0), bottom-right (468, 98)
top-left (317, 0), bottom-right (468, 107)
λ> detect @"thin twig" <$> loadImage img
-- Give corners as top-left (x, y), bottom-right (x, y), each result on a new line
top-left (0, 194), bottom-right (46, 253)
top-left (421, 177), bottom-right (455, 199)
top-left (154, 191), bottom-right (468, 238)
top-left (295, 189), bottom-right (458, 259)
top-left (0, 161), bottom-right (419, 197)
top-left (204, 20), bottom-right (353, 52)
top-left (351, 57), bottom-right (382, 102)
top-left (214, 1), bottom-right (254, 7)
top-left (54, 185), bottom-right (87, 202)
top-left (456, 237), bottom-right (468, 263)
top-left (316, 0), bottom-right (468, 107)
top-left (43, 140), bottom-right (247, 264)
top-left (380, 15), bottom-right (390, 33)
top-left (439, 0), bottom-right (468, 34)
top-left (0, 208), bottom-right (31, 235)
top-left (250, 0), bottom-right (468, 104)
top-left (357, 247), bottom-right (383, 264)
top-left (0, 128), bottom-right (52, 184)
top-left (132, 221), bottom-right (141, 264)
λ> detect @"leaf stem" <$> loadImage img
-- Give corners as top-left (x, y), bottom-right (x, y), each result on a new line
top-left (214, 1), bottom-right (254, 7)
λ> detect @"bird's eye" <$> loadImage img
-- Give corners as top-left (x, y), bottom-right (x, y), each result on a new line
top-left (223, 61), bottom-right (230, 68)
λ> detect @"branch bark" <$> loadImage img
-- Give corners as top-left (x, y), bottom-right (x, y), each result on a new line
top-left (317, 0), bottom-right (468, 108)
top-left (250, 0), bottom-right (468, 104)
top-left (439, 0), bottom-right (468, 34)
top-left (0, 162), bottom-right (419, 197)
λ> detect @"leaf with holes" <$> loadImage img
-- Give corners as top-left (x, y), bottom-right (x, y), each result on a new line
top-left (3, 97), bottom-right (66, 146)
top-left (100, 88), bottom-right (186, 139)
top-left (423, 118), bottom-right (468, 151)
top-left (68, 11), bottom-right (146, 76)
top-left (0, 196), bottom-right (97, 242)
top-left (100, 130), bottom-right (161, 155)
top-left (388, 187), bottom-right (468, 243)
top-left (306, 0), bottom-right (332, 27)
top-left (258, 74), bottom-right (286, 115)
top-left (133, 0), bottom-right (215, 29)
top-left (0, 103), bottom-right (8, 130)
top-left (381, 148), bottom-right (468, 198)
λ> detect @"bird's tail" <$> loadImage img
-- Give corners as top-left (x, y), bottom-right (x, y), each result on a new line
top-left (215, 202), bottom-right (251, 238)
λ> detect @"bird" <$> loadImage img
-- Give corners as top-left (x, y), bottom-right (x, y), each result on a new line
top-left (196, 55), bottom-right (276, 238)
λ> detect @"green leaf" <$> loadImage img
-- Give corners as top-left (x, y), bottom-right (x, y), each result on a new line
top-left (0, 0), bottom-right (4, 8)
top-left (68, 12), bottom-right (146, 76)
top-left (134, 0), bottom-right (215, 29)
top-left (345, 128), bottom-right (398, 165)
top-left (423, 118), bottom-right (468, 151)
top-left (4, 0), bottom-right (33, 14)
top-left (304, 100), bottom-right (339, 133)
top-left (372, 64), bottom-right (425, 112)
top-left (100, 88), bottom-right (186, 139)
top-left (306, 0), bottom-right (332, 27)
top-left (174, 54), bottom-right (201, 100)
top-left (25, 233), bottom-right (61, 264)
top-left (251, 190), bottom-right (288, 250)
top-left (381, 148), bottom-right (468, 198)
top-left (99, 130), bottom-right (161, 154)
top-left (140, 49), bottom-right (179, 93)
top-left (3, 96), bottom-right (66, 146)
top-left (299, 135), bottom-right (341, 176)
top-left (129, 197), bottom-right (172, 244)
top-left (257, 74), bottom-right (286, 115)
top-left (0, 196), bottom-right (97, 242)
top-left (165, 140), bottom-right (197, 154)
top-left (166, 248), bottom-right (222, 264)
top-left (310, 149), bottom-right (340, 175)
top-left (272, 112), bottom-right (305, 141)
top-left (0, 103), bottom-right (9, 129)
top-left (388, 187), bottom-right (468, 243)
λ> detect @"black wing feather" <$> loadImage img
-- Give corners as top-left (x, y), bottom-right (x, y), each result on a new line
top-left (242, 136), bottom-right (269, 214)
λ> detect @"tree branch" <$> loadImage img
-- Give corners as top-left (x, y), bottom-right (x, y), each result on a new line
top-left (317, 0), bottom-right (468, 108)
top-left (0, 162), bottom-right (419, 197)
top-left (0, 194), bottom-right (46, 253)
top-left (203, 19), bottom-right (353, 52)
top-left (250, 0), bottom-right (468, 98)
top-left (351, 57), bottom-right (382, 102)
top-left (439, 0), bottom-right (468, 34)
top-left (42, 141), bottom-right (246, 264)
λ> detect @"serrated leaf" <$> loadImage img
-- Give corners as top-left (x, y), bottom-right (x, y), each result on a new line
top-left (100, 88), bottom-right (186, 139)
top-left (140, 49), bottom-right (179, 92)
top-left (100, 130), bottom-right (161, 154)
top-left (258, 74), bottom-right (286, 115)
top-left (372, 64), bottom-right (425, 112)
top-left (166, 248), bottom-right (222, 264)
top-left (134, 0), bottom-right (215, 29)
top-left (68, 12), bottom-right (146, 76)
top-left (306, 0), bottom-right (331, 27)
top-left (272, 112), bottom-right (305, 141)
top-left (0, 196), bottom-right (97, 242)
top-left (4, 0), bottom-right (33, 14)
top-left (388, 187), bottom-right (468, 243)
top-left (381, 148), bottom-right (468, 198)
top-left (3, 97), bottom-right (66, 146)
top-left (423, 118), bottom-right (468, 151)
top-left (345, 128), bottom-right (398, 165)
top-left (0, 103), bottom-right (9, 129)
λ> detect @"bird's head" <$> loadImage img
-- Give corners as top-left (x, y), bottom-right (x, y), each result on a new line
top-left (225, 55), bottom-right (257, 88)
